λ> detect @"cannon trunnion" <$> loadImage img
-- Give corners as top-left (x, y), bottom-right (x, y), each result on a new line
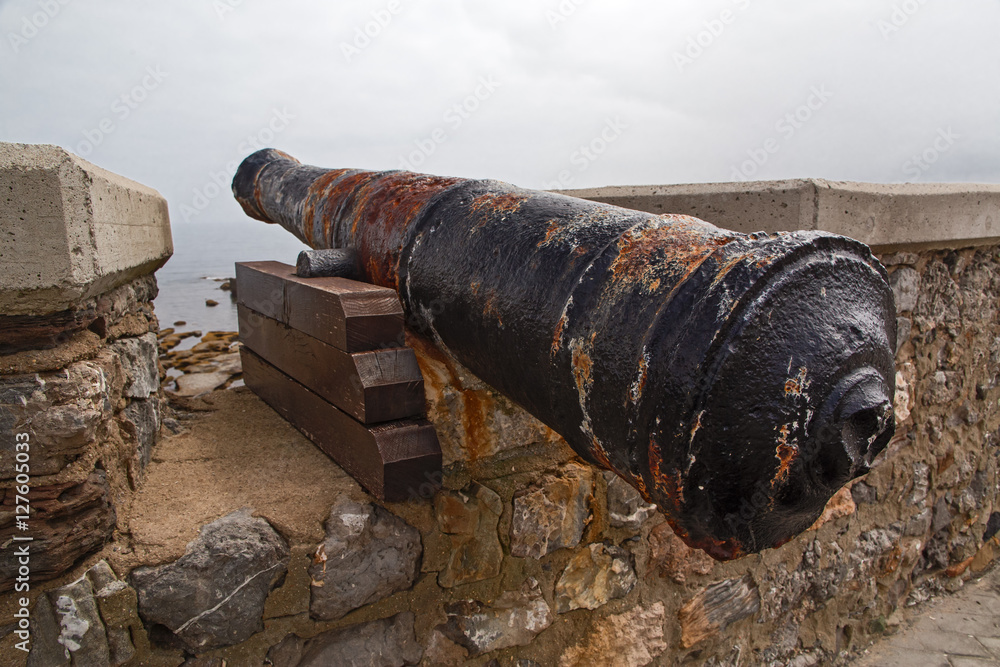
top-left (233, 149), bottom-right (897, 560)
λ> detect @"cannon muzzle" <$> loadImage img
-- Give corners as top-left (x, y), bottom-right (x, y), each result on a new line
top-left (233, 149), bottom-right (897, 560)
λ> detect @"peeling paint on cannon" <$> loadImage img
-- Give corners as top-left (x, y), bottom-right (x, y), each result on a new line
top-left (233, 149), bottom-right (897, 561)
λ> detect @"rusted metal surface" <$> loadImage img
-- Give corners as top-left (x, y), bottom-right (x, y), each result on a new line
top-left (232, 149), bottom-right (897, 560)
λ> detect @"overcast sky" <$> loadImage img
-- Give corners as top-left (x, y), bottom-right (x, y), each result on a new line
top-left (2, 0), bottom-right (998, 227)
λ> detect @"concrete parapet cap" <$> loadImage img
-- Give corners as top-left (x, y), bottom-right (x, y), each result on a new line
top-left (559, 178), bottom-right (1000, 252)
top-left (0, 142), bottom-right (173, 315)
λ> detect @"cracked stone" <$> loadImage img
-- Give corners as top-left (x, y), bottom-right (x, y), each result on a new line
top-left (265, 612), bottom-right (422, 667)
top-left (435, 482), bottom-right (503, 588)
top-left (510, 461), bottom-right (594, 559)
top-left (309, 498), bottom-right (422, 622)
top-left (555, 542), bottom-right (637, 613)
top-left (129, 508), bottom-right (289, 652)
top-left (438, 578), bottom-right (553, 656)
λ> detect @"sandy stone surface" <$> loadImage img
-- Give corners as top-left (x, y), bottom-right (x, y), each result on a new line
top-left (112, 387), bottom-right (361, 572)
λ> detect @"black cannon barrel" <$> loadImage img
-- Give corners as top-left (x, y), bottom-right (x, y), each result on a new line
top-left (233, 149), bottom-right (897, 560)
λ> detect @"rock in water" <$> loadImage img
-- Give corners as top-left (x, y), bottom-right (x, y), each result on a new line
top-left (173, 371), bottom-right (230, 397)
top-left (308, 498), bottom-right (422, 621)
top-left (129, 508), bottom-right (289, 651)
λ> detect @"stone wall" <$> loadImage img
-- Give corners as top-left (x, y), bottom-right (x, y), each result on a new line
top-left (1, 169), bottom-right (998, 666)
top-left (0, 143), bottom-right (171, 653)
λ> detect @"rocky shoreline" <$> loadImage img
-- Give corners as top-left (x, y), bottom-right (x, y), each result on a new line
top-left (157, 278), bottom-right (244, 398)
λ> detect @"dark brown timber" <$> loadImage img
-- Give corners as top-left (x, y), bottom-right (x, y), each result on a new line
top-left (237, 303), bottom-right (425, 424)
top-left (240, 347), bottom-right (441, 502)
top-left (235, 261), bottom-right (404, 353)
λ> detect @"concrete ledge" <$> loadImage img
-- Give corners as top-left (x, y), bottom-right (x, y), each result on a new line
top-left (559, 179), bottom-right (1000, 252)
top-left (0, 142), bottom-right (172, 315)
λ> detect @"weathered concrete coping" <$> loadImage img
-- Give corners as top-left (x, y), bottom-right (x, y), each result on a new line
top-left (0, 142), bottom-right (173, 315)
top-left (559, 179), bottom-right (1000, 253)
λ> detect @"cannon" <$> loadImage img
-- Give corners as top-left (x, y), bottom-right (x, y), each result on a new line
top-left (232, 149), bottom-right (896, 560)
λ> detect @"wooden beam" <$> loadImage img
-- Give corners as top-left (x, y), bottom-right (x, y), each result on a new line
top-left (240, 347), bottom-right (441, 502)
top-left (238, 304), bottom-right (425, 424)
top-left (235, 261), bottom-right (404, 352)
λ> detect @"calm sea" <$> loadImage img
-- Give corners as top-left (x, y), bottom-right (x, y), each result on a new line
top-left (153, 219), bottom-right (309, 335)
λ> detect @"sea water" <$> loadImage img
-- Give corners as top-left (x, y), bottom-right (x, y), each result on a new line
top-left (153, 219), bottom-right (308, 335)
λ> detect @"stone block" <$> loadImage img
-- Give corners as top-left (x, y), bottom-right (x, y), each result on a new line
top-left (437, 578), bottom-right (553, 656)
top-left (26, 560), bottom-right (146, 666)
top-left (510, 461), bottom-right (594, 559)
top-left (121, 396), bottom-right (160, 469)
top-left (435, 482), bottom-right (503, 588)
top-left (111, 332), bottom-right (159, 398)
top-left (0, 142), bottom-right (172, 315)
top-left (555, 542), bottom-right (636, 613)
top-left (27, 577), bottom-right (109, 667)
top-left (308, 498), bottom-right (422, 621)
top-left (0, 354), bottom-right (120, 477)
top-left (129, 508), bottom-right (289, 652)
top-left (562, 179), bottom-right (1000, 251)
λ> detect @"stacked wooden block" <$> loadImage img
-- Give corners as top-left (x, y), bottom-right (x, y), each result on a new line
top-left (234, 261), bottom-right (441, 501)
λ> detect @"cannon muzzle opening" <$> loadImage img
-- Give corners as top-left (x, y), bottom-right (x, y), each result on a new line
top-left (233, 149), bottom-right (897, 560)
